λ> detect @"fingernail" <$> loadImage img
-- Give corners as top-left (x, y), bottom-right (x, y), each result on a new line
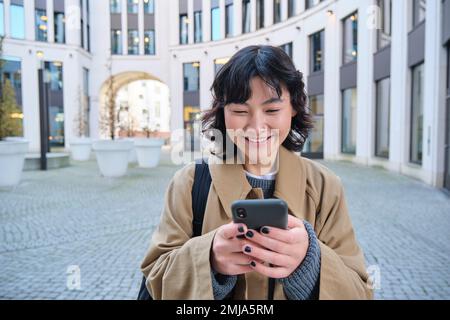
top-left (238, 226), bottom-right (244, 233)
top-left (244, 246), bottom-right (251, 253)
top-left (261, 227), bottom-right (270, 234)
top-left (246, 230), bottom-right (254, 238)
top-left (250, 261), bottom-right (256, 267)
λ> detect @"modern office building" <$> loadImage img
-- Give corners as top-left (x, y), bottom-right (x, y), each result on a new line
top-left (1, 0), bottom-right (449, 192)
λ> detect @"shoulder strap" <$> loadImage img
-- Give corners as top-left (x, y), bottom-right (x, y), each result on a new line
top-left (192, 159), bottom-right (212, 237)
top-left (137, 160), bottom-right (211, 300)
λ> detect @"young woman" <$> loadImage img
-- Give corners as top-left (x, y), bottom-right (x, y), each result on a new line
top-left (141, 45), bottom-right (373, 300)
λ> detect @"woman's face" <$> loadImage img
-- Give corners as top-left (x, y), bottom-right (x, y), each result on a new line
top-left (224, 77), bottom-right (297, 165)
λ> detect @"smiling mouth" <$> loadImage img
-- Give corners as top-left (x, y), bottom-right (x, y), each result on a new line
top-left (244, 136), bottom-right (272, 144)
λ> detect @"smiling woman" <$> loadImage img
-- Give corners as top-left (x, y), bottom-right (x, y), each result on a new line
top-left (140, 45), bottom-right (373, 300)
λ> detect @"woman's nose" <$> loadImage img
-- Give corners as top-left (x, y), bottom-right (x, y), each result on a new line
top-left (246, 112), bottom-right (268, 132)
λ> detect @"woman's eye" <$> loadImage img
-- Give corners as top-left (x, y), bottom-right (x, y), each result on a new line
top-left (233, 111), bottom-right (248, 114)
top-left (266, 109), bottom-right (280, 113)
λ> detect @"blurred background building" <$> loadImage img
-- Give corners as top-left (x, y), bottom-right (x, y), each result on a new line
top-left (1, 0), bottom-right (449, 192)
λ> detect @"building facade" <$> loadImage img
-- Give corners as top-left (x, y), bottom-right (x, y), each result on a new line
top-left (1, 0), bottom-right (449, 192)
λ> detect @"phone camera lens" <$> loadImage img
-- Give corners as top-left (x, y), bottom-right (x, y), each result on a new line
top-left (237, 208), bottom-right (247, 219)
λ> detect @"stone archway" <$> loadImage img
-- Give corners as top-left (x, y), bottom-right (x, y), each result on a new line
top-left (98, 71), bottom-right (170, 141)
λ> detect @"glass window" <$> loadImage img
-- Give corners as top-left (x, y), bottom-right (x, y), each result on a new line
top-left (288, 0), bottom-right (296, 18)
top-left (128, 29), bottom-right (139, 55)
top-left (144, 0), bottom-right (154, 14)
top-left (0, 1), bottom-right (4, 36)
top-left (310, 30), bottom-right (324, 73)
top-left (410, 63), bottom-right (424, 164)
top-left (183, 62), bottom-right (200, 92)
top-left (110, 0), bottom-right (121, 13)
top-left (127, 0), bottom-right (139, 14)
top-left (179, 14), bottom-right (188, 44)
top-left (45, 61), bottom-right (65, 147)
top-left (54, 11), bottom-right (65, 43)
top-left (1, 57), bottom-right (22, 110)
top-left (256, 0), bottom-right (264, 30)
top-left (80, 0), bottom-right (84, 47)
top-left (375, 77), bottom-right (390, 158)
top-left (412, 0), bottom-right (426, 28)
top-left (144, 30), bottom-right (155, 55)
top-left (305, 0), bottom-right (323, 10)
top-left (10, 4), bottom-right (25, 39)
top-left (194, 11), bottom-right (202, 43)
top-left (46, 61), bottom-right (63, 91)
top-left (377, 0), bottom-right (391, 49)
top-left (304, 95), bottom-right (324, 154)
top-left (211, 6), bottom-right (220, 40)
top-left (86, 0), bottom-right (90, 51)
top-left (341, 88), bottom-right (357, 154)
top-left (111, 29), bottom-right (122, 54)
top-left (273, 0), bottom-right (281, 23)
top-left (279, 43), bottom-right (293, 59)
top-left (35, 8), bottom-right (48, 42)
top-left (214, 57), bottom-right (230, 76)
top-left (242, 0), bottom-right (251, 33)
top-left (343, 12), bottom-right (358, 64)
top-left (225, 4), bottom-right (234, 37)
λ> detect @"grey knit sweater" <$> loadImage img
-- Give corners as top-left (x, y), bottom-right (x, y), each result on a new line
top-left (210, 173), bottom-right (321, 300)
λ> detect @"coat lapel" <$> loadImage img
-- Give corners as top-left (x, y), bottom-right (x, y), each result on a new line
top-left (273, 146), bottom-right (307, 220)
top-left (208, 146), bottom-right (307, 221)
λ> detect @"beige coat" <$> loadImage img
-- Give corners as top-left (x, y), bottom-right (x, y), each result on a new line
top-left (141, 146), bottom-right (373, 300)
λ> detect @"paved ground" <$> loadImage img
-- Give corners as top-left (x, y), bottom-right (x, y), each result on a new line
top-left (0, 150), bottom-right (449, 300)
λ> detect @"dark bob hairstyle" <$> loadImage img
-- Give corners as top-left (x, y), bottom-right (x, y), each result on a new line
top-left (202, 45), bottom-right (313, 154)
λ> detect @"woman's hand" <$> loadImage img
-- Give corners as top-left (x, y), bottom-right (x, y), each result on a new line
top-left (242, 215), bottom-right (309, 279)
top-left (210, 222), bottom-right (263, 276)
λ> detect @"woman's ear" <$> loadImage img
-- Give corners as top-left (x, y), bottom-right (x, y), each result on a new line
top-left (291, 108), bottom-right (298, 117)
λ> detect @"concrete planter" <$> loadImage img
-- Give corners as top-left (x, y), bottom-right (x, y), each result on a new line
top-left (122, 138), bottom-right (137, 163)
top-left (134, 138), bottom-right (165, 168)
top-left (0, 138), bottom-right (29, 187)
top-left (92, 140), bottom-right (133, 177)
top-left (70, 137), bottom-right (92, 161)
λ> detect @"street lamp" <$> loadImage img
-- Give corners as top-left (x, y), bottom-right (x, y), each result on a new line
top-left (37, 52), bottom-right (50, 170)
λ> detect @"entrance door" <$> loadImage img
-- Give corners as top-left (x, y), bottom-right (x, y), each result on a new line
top-left (302, 94), bottom-right (324, 159)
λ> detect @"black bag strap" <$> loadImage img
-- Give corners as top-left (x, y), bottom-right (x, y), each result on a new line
top-left (137, 160), bottom-right (211, 300)
top-left (192, 159), bottom-right (212, 237)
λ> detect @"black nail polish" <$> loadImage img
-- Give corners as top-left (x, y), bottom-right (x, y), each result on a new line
top-left (244, 246), bottom-right (251, 253)
top-left (261, 227), bottom-right (270, 234)
top-left (246, 230), bottom-right (254, 238)
top-left (238, 226), bottom-right (244, 233)
top-left (250, 261), bottom-right (256, 267)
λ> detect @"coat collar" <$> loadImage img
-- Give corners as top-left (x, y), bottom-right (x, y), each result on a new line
top-left (208, 146), bottom-right (306, 220)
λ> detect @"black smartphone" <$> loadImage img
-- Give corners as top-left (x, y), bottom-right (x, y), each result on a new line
top-left (231, 199), bottom-right (288, 231)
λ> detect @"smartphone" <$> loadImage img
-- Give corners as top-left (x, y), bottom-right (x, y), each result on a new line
top-left (231, 199), bottom-right (288, 231)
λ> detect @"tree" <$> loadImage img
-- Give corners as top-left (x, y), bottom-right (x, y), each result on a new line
top-left (0, 79), bottom-right (22, 140)
top-left (73, 86), bottom-right (89, 138)
top-left (0, 37), bottom-right (23, 140)
top-left (99, 55), bottom-right (119, 140)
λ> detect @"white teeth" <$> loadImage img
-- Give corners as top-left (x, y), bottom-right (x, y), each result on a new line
top-left (246, 137), bottom-right (270, 143)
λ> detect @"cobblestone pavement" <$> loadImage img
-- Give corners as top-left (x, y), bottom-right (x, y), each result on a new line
top-left (0, 151), bottom-right (449, 300)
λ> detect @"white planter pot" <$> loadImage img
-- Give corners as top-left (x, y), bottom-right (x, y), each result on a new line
top-left (122, 138), bottom-right (137, 163)
top-left (92, 140), bottom-right (133, 177)
top-left (134, 138), bottom-right (165, 168)
top-left (70, 137), bottom-right (92, 161)
top-left (0, 138), bottom-right (29, 187)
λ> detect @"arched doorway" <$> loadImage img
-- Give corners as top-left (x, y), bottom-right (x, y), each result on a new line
top-left (98, 72), bottom-right (170, 142)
